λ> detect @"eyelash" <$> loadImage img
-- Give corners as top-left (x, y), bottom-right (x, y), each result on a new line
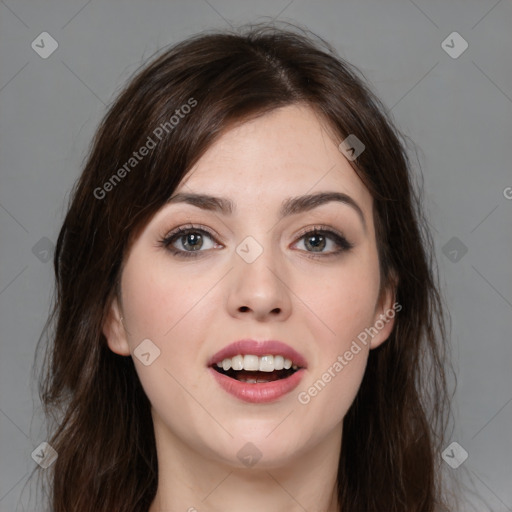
top-left (158, 223), bottom-right (354, 259)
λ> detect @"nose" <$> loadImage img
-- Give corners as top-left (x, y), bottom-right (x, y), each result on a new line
top-left (226, 240), bottom-right (292, 322)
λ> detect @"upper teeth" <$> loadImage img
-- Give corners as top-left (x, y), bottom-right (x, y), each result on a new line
top-left (216, 354), bottom-right (298, 372)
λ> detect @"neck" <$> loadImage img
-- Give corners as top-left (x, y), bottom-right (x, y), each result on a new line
top-left (148, 413), bottom-right (342, 512)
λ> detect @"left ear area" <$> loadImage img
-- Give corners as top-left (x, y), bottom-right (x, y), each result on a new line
top-left (102, 296), bottom-right (131, 356)
top-left (369, 280), bottom-right (400, 350)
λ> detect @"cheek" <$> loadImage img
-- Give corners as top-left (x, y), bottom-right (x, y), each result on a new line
top-left (119, 253), bottom-right (219, 407)
top-left (291, 249), bottom-right (380, 428)
top-left (120, 252), bottom-right (214, 346)
top-left (297, 250), bottom-right (381, 352)
top-left (294, 270), bottom-right (378, 438)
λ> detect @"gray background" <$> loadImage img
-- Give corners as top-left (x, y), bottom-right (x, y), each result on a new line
top-left (1, 0), bottom-right (511, 510)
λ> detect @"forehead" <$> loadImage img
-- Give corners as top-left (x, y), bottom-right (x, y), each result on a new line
top-left (178, 104), bottom-right (372, 212)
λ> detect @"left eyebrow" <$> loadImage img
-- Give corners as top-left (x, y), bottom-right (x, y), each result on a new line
top-left (280, 192), bottom-right (366, 231)
top-left (166, 191), bottom-right (366, 231)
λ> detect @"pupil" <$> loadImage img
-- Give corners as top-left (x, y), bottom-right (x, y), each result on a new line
top-left (306, 234), bottom-right (325, 252)
top-left (183, 233), bottom-right (202, 251)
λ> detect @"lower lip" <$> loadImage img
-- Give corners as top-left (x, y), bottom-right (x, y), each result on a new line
top-left (208, 367), bottom-right (305, 403)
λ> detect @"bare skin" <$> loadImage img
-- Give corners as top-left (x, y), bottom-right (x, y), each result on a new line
top-left (103, 104), bottom-right (396, 512)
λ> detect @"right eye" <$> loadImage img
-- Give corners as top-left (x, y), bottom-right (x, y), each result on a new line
top-left (158, 225), bottom-right (222, 258)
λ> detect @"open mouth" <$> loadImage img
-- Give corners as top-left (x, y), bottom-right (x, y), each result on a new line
top-left (210, 354), bottom-right (302, 384)
top-left (208, 350), bottom-right (306, 402)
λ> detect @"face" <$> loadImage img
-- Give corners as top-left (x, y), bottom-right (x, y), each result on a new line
top-left (103, 104), bottom-right (396, 469)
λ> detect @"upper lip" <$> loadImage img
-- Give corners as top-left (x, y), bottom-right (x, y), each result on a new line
top-left (208, 339), bottom-right (308, 368)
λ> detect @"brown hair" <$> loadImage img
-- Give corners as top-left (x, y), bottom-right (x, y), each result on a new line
top-left (36, 23), bottom-right (455, 511)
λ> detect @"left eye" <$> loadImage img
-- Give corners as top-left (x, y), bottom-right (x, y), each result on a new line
top-left (293, 229), bottom-right (353, 254)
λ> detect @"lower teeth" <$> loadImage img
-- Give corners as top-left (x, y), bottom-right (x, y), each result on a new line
top-left (215, 368), bottom-right (296, 383)
top-left (238, 378), bottom-right (271, 384)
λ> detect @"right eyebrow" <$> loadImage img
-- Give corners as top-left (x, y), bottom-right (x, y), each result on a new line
top-left (167, 192), bottom-right (234, 214)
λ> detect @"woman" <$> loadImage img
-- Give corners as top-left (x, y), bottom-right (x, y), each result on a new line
top-left (38, 23), bottom-right (455, 511)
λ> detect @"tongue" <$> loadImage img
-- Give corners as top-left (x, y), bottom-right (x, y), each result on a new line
top-left (234, 370), bottom-right (287, 382)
